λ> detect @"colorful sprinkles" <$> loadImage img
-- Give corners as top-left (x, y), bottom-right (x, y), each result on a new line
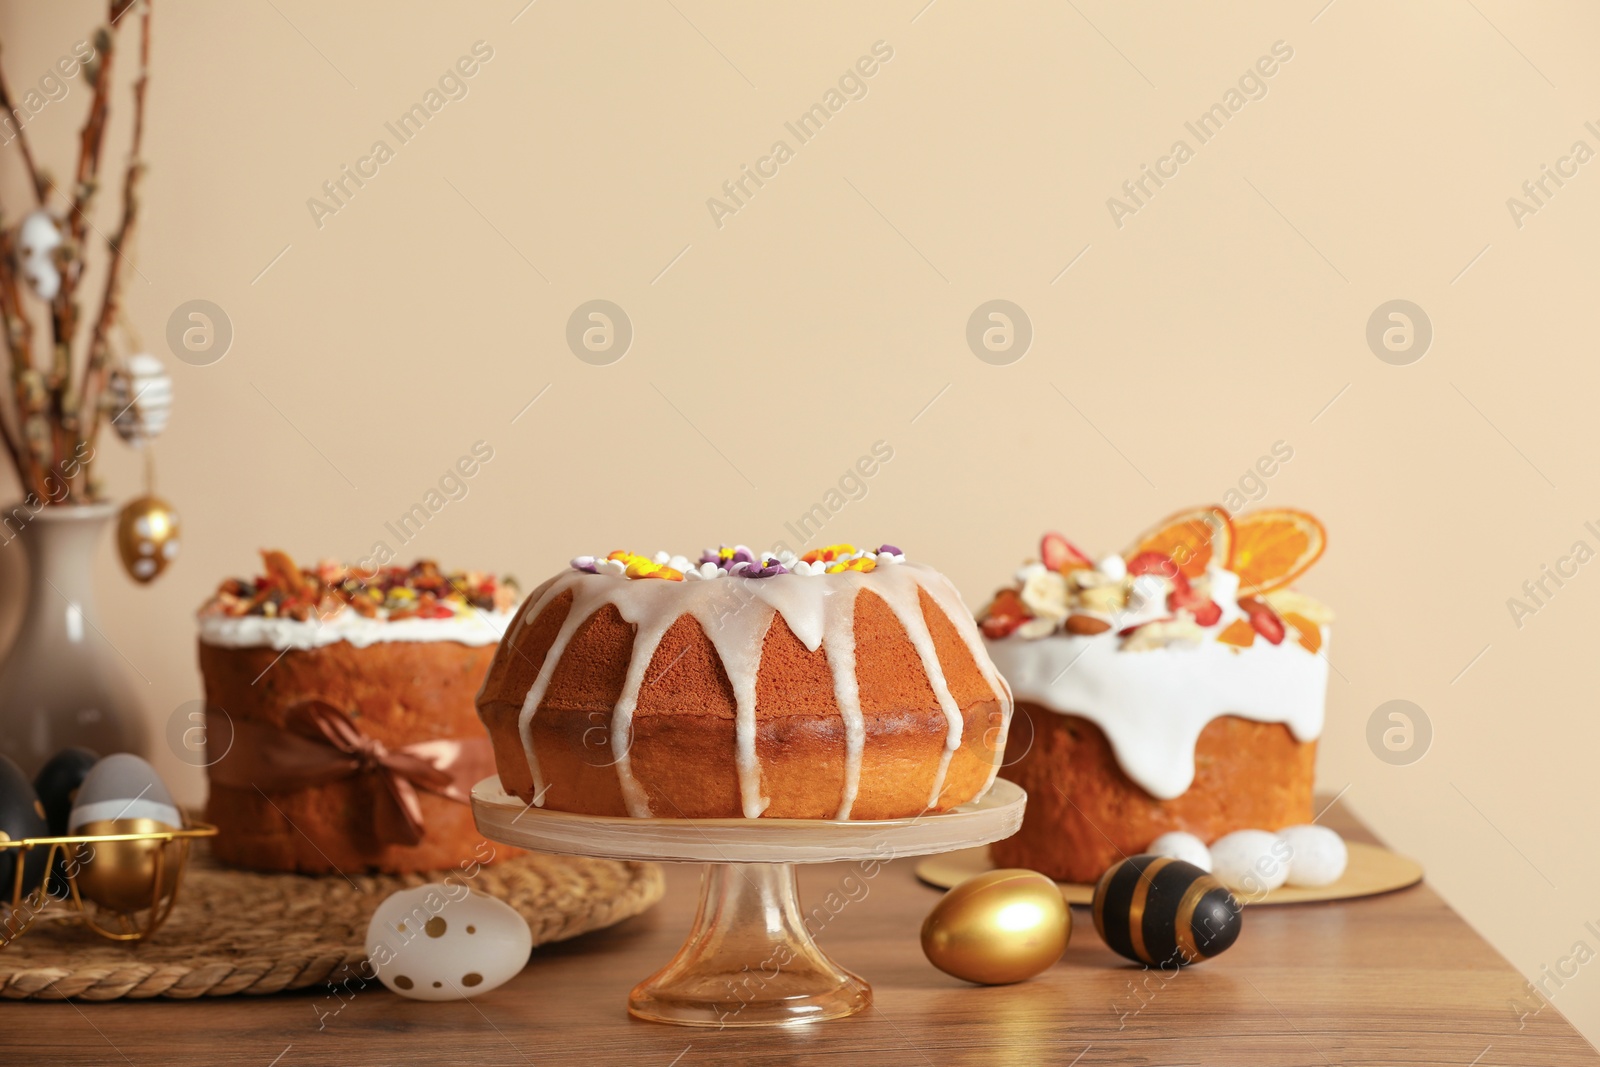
top-left (570, 543), bottom-right (906, 581)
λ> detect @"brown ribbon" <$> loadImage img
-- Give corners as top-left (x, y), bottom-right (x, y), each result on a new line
top-left (207, 702), bottom-right (494, 847)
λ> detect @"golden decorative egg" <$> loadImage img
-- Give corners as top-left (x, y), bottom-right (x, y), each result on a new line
top-left (71, 817), bottom-right (184, 914)
top-left (116, 495), bottom-right (180, 583)
top-left (921, 868), bottom-right (1071, 984)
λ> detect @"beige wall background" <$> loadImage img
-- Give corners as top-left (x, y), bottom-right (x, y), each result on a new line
top-left (1, 0), bottom-right (1597, 1043)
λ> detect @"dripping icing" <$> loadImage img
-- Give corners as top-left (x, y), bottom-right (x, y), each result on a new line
top-left (511, 562), bottom-right (1010, 819)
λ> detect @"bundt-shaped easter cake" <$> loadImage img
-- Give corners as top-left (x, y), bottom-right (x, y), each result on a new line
top-left (476, 544), bottom-right (1013, 820)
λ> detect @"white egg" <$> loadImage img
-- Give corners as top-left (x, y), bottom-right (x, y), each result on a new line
top-left (68, 753), bottom-right (182, 830)
top-left (1147, 830), bottom-right (1212, 872)
top-left (1209, 829), bottom-right (1290, 895)
top-left (365, 883), bottom-right (532, 1001)
top-left (17, 209), bottom-right (62, 259)
top-left (1278, 824), bottom-right (1348, 888)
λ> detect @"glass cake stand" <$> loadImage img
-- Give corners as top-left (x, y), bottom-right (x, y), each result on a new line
top-left (472, 776), bottom-right (1026, 1028)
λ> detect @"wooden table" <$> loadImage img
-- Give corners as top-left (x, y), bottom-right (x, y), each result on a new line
top-left (11, 803), bottom-right (1598, 1066)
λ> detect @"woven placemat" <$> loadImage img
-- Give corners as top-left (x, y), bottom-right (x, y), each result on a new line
top-left (0, 848), bottom-right (664, 1001)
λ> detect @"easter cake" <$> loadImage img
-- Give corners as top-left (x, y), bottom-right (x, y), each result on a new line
top-left (198, 551), bottom-right (520, 874)
top-left (980, 508), bottom-right (1331, 884)
top-left (476, 545), bottom-right (1013, 820)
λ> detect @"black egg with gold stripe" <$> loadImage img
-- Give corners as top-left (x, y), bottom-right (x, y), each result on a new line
top-left (1092, 854), bottom-right (1242, 967)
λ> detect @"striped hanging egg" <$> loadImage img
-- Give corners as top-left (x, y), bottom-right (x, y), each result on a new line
top-left (1092, 854), bottom-right (1242, 967)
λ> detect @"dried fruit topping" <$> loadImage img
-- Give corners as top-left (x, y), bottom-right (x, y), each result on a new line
top-left (200, 550), bottom-right (520, 622)
top-left (1216, 618), bottom-right (1256, 648)
top-left (1230, 509), bottom-right (1326, 597)
top-left (979, 588), bottom-right (1030, 638)
top-left (1282, 611), bottom-right (1323, 654)
top-left (1126, 505), bottom-right (1235, 579)
top-left (1127, 551), bottom-right (1189, 594)
top-left (1041, 532), bottom-right (1092, 574)
top-left (1187, 598), bottom-right (1223, 627)
top-left (1238, 596), bottom-right (1286, 645)
top-left (1166, 580), bottom-right (1221, 626)
top-left (993, 507), bottom-right (1326, 648)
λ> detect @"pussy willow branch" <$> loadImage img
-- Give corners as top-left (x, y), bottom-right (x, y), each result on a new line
top-left (0, 0), bottom-right (146, 504)
top-left (76, 0), bottom-right (149, 479)
top-left (0, 44), bottom-right (47, 208)
top-left (0, 230), bottom-right (45, 499)
top-left (52, 13), bottom-right (122, 462)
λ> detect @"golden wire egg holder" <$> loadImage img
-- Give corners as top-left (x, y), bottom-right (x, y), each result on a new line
top-left (472, 776), bottom-right (1025, 1028)
top-left (0, 821), bottom-right (218, 947)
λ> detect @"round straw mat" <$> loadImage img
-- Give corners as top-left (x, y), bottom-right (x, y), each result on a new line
top-left (0, 849), bottom-right (664, 1001)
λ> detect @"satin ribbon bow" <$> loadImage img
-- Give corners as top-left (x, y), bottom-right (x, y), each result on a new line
top-left (208, 702), bottom-right (493, 847)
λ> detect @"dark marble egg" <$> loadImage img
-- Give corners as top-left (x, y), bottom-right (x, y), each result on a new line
top-left (1093, 854), bottom-right (1242, 967)
top-left (0, 754), bottom-right (49, 900)
top-left (33, 747), bottom-right (100, 835)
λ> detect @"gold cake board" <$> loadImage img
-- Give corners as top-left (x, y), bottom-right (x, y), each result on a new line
top-left (0, 847), bottom-right (664, 1001)
top-left (915, 841), bottom-right (1422, 905)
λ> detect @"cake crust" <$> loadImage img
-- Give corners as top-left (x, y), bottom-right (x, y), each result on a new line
top-left (990, 702), bottom-right (1315, 883)
top-left (202, 638), bottom-right (508, 874)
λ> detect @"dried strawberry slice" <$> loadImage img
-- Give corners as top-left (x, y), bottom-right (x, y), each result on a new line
top-left (1166, 580), bottom-right (1220, 626)
top-left (1186, 599), bottom-right (1222, 627)
top-left (1128, 551), bottom-right (1191, 595)
top-left (1238, 596), bottom-right (1286, 645)
top-left (1041, 532), bottom-right (1092, 573)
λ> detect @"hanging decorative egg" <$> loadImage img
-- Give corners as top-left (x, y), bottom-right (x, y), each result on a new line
top-left (108, 353), bottom-right (173, 444)
top-left (116, 495), bottom-right (180, 583)
top-left (15, 209), bottom-right (62, 301)
top-left (1093, 854), bottom-right (1242, 967)
top-left (920, 868), bottom-right (1071, 985)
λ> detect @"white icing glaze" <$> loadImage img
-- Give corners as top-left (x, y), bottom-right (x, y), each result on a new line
top-left (197, 609), bottom-right (517, 651)
top-left (985, 627), bottom-right (1327, 801)
top-left (510, 561), bottom-right (1009, 819)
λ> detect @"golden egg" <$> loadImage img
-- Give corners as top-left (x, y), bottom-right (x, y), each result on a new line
top-left (72, 817), bottom-right (184, 914)
top-left (115, 495), bottom-right (180, 584)
top-left (921, 868), bottom-right (1071, 984)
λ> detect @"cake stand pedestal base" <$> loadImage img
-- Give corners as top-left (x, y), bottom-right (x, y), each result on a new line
top-left (471, 776), bottom-right (1026, 1029)
top-left (630, 862), bottom-right (867, 1027)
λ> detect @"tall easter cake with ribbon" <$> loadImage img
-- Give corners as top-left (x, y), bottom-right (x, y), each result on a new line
top-left (980, 507), bottom-right (1332, 883)
top-left (197, 551), bottom-right (520, 874)
top-left (476, 544), bottom-right (1013, 821)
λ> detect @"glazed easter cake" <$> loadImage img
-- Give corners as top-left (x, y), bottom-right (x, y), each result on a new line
top-left (198, 551), bottom-right (520, 874)
top-left (980, 507), bottom-right (1332, 884)
top-left (476, 545), bottom-right (1013, 821)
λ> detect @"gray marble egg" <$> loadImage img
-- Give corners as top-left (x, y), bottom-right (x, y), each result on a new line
top-left (68, 754), bottom-right (181, 832)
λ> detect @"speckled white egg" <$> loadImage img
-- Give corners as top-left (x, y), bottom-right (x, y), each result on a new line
top-left (1278, 824), bottom-right (1348, 888)
top-left (1209, 830), bottom-right (1290, 894)
top-left (365, 883), bottom-right (532, 1001)
top-left (1147, 831), bottom-right (1212, 872)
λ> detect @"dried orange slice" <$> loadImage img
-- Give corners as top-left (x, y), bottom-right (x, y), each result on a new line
top-left (1231, 509), bottom-right (1326, 596)
top-left (1125, 505), bottom-right (1234, 579)
top-left (1282, 611), bottom-right (1322, 654)
top-left (1216, 618), bottom-right (1255, 648)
